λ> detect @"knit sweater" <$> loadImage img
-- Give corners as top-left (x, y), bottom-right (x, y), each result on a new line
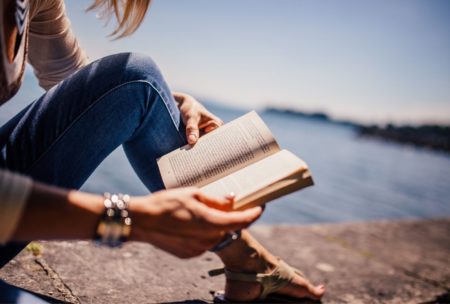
top-left (0, 0), bottom-right (88, 243)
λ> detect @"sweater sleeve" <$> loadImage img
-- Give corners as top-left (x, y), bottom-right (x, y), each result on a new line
top-left (0, 169), bottom-right (33, 244)
top-left (27, 0), bottom-right (89, 91)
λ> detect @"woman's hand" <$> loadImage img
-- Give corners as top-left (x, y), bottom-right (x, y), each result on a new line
top-left (129, 187), bottom-right (262, 258)
top-left (12, 183), bottom-right (261, 259)
top-left (173, 92), bottom-right (224, 145)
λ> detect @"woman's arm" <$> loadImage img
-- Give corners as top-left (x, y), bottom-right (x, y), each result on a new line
top-left (11, 181), bottom-right (262, 258)
top-left (28, 0), bottom-right (89, 90)
top-left (12, 182), bottom-right (104, 241)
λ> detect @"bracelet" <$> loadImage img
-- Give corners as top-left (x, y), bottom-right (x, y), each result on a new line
top-left (95, 193), bottom-right (132, 247)
top-left (208, 230), bottom-right (242, 252)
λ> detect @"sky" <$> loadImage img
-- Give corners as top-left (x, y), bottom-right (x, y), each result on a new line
top-left (61, 0), bottom-right (450, 125)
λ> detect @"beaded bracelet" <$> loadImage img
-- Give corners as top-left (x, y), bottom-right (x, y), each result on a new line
top-left (95, 193), bottom-right (132, 247)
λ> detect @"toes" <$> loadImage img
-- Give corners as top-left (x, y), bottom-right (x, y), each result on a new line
top-left (301, 279), bottom-right (325, 299)
top-left (308, 283), bottom-right (326, 299)
top-left (282, 276), bottom-right (325, 300)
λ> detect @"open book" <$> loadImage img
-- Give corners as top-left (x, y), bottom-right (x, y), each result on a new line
top-left (157, 111), bottom-right (313, 210)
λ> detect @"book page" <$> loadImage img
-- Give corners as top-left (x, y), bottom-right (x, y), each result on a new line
top-left (200, 150), bottom-right (313, 208)
top-left (158, 111), bottom-right (280, 188)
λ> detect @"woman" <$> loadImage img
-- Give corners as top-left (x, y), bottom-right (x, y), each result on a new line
top-left (0, 0), bottom-right (325, 301)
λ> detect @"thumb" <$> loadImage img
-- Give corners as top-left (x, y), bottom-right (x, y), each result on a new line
top-left (186, 114), bottom-right (200, 144)
top-left (195, 191), bottom-right (234, 211)
top-left (201, 206), bottom-right (263, 231)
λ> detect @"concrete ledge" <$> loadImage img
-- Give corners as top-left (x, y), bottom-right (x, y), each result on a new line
top-left (1, 218), bottom-right (449, 303)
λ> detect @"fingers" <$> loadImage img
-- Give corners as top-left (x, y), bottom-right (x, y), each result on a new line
top-left (189, 188), bottom-right (261, 230)
top-left (179, 95), bottom-right (223, 143)
top-left (137, 227), bottom-right (223, 259)
top-left (199, 120), bottom-right (221, 134)
top-left (207, 111), bottom-right (224, 126)
top-left (134, 187), bottom-right (262, 258)
top-left (198, 204), bottom-right (263, 231)
top-left (225, 192), bottom-right (236, 201)
top-left (199, 111), bottom-right (223, 134)
top-left (195, 191), bottom-right (234, 211)
top-left (188, 115), bottom-right (221, 143)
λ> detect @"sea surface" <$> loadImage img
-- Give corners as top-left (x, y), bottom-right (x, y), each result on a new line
top-left (1, 72), bottom-right (450, 224)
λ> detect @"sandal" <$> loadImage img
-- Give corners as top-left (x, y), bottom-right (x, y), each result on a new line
top-left (209, 259), bottom-right (320, 303)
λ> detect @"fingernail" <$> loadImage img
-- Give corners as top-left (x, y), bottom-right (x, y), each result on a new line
top-left (188, 134), bottom-right (197, 143)
top-left (226, 192), bottom-right (235, 199)
top-left (251, 206), bottom-right (263, 215)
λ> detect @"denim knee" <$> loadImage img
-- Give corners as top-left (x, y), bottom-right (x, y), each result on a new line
top-left (121, 53), bottom-right (162, 83)
top-left (114, 52), bottom-right (175, 111)
top-left (106, 53), bottom-right (180, 131)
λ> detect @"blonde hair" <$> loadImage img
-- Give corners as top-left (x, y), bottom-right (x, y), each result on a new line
top-left (88, 0), bottom-right (151, 39)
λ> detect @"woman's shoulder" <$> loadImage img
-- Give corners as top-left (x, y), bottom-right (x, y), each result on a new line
top-left (30, 0), bottom-right (65, 21)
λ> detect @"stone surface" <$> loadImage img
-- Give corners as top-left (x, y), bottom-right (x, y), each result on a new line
top-left (1, 218), bottom-right (449, 303)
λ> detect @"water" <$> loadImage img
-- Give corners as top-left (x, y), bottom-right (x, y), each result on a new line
top-left (2, 72), bottom-right (450, 224)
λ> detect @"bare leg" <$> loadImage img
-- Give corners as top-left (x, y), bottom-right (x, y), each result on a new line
top-left (216, 229), bottom-right (325, 301)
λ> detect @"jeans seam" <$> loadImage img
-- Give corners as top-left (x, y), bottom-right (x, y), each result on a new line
top-left (27, 79), bottom-right (179, 174)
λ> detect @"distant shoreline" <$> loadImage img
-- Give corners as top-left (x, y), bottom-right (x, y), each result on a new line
top-left (264, 107), bottom-right (450, 153)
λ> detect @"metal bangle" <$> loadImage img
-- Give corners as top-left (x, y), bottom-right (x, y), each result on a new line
top-left (95, 193), bottom-right (132, 248)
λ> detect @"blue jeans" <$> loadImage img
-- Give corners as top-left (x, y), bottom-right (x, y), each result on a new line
top-left (0, 52), bottom-right (187, 267)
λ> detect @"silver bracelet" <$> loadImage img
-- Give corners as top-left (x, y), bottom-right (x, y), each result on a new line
top-left (95, 193), bottom-right (132, 247)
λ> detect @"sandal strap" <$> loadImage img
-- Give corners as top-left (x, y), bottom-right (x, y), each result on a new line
top-left (224, 269), bottom-right (265, 284)
top-left (208, 267), bottom-right (265, 283)
top-left (208, 260), bottom-right (298, 300)
top-left (208, 268), bottom-right (225, 277)
top-left (258, 260), bottom-right (296, 299)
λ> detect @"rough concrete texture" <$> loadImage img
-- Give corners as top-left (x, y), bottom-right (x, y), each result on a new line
top-left (1, 218), bottom-right (449, 304)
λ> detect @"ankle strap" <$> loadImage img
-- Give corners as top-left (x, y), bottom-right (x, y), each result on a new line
top-left (208, 260), bottom-right (296, 300)
top-left (208, 268), bottom-right (225, 277)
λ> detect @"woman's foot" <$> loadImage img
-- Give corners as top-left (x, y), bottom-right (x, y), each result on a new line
top-left (216, 230), bottom-right (325, 302)
top-left (223, 267), bottom-right (325, 302)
